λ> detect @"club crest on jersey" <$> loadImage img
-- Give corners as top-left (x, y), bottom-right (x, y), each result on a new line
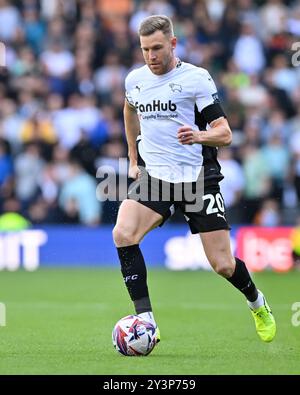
top-left (169, 83), bottom-right (182, 92)
top-left (134, 99), bottom-right (177, 112)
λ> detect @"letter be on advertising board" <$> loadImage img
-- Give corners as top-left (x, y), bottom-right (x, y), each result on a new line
top-left (236, 227), bottom-right (294, 272)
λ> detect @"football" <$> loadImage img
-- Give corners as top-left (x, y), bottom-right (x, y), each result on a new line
top-left (112, 315), bottom-right (157, 356)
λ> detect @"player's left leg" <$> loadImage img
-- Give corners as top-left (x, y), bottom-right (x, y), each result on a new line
top-left (200, 229), bottom-right (276, 342)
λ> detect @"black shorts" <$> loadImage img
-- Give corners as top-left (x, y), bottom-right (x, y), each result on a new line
top-left (127, 169), bottom-right (230, 234)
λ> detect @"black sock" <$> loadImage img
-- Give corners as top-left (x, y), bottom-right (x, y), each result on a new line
top-left (227, 257), bottom-right (258, 302)
top-left (117, 244), bottom-right (152, 313)
top-left (133, 296), bottom-right (152, 315)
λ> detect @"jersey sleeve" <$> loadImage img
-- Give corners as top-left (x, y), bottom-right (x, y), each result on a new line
top-left (194, 69), bottom-right (226, 123)
top-left (124, 73), bottom-right (136, 108)
top-left (194, 69), bottom-right (220, 111)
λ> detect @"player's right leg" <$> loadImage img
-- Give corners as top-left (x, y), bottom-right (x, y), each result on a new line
top-left (182, 182), bottom-right (276, 343)
top-left (113, 199), bottom-right (163, 340)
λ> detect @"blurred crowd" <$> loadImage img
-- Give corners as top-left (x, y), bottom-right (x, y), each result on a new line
top-left (0, 0), bottom-right (300, 227)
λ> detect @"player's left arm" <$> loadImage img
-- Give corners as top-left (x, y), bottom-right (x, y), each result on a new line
top-left (178, 116), bottom-right (232, 147)
top-left (178, 69), bottom-right (232, 147)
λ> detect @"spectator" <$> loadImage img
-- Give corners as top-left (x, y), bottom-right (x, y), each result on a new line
top-left (40, 40), bottom-right (75, 95)
top-left (290, 128), bottom-right (300, 203)
top-left (241, 144), bottom-right (271, 223)
top-left (0, 138), bottom-right (13, 190)
top-left (23, 7), bottom-right (46, 55)
top-left (260, 133), bottom-right (290, 203)
top-left (59, 160), bottom-right (101, 226)
top-left (259, 0), bottom-right (288, 41)
top-left (233, 21), bottom-right (265, 75)
top-left (0, 0), bottom-right (22, 43)
top-left (0, 197), bottom-right (31, 231)
top-left (0, 98), bottom-right (24, 154)
top-left (14, 142), bottom-right (45, 207)
top-left (94, 51), bottom-right (127, 101)
top-left (254, 198), bottom-right (281, 227)
top-left (218, 147), bottom-right (245, 223)
top-left (0, 0), bottom-right (299, 226)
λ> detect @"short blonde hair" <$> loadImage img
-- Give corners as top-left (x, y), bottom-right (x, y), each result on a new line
top-left (138, 15), bottom-right (174, 37)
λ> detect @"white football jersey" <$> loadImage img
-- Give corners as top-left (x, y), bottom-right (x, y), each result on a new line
top-left (125, 60), bottom-right (222, 183)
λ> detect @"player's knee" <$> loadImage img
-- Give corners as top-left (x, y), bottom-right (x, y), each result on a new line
top-left (112, 224), bottom-right (139, 247)
top-left (210, 257), bottom-right (235, 278)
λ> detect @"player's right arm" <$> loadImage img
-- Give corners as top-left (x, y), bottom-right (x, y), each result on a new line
top-left (123, 99), bottom-right (141, 179)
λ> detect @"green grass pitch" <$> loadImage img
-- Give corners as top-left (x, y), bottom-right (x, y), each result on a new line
top-left (0, 268), bottom-right (299, 375)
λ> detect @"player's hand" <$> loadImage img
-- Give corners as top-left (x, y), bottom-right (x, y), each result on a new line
top-left (129, 163), bottom-right (141, 180)
top-left (177, 126), bottom-right (199, 145)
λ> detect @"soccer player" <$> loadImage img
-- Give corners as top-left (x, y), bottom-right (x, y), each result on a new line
top-left (113, 15), bottom-right (276, 343)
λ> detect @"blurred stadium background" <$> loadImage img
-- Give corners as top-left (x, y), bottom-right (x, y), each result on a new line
top-left (0, 0), bottom-right (300, 270)
top-left (0, 0), bottom-right (300, 375)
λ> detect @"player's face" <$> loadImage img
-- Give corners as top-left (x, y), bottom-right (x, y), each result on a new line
top-left (140, 30), bottom-right (177, 75)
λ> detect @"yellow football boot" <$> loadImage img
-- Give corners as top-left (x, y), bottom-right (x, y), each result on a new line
top-left (250, 298), bottom-right (276, 342)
